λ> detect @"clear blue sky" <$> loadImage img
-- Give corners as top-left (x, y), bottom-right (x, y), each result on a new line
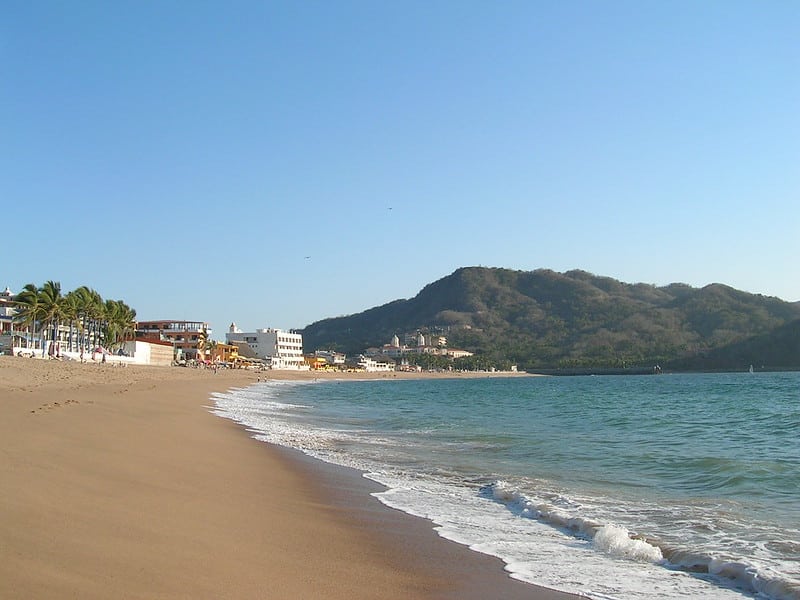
top-left (3, 1), bottom-right (799, 339)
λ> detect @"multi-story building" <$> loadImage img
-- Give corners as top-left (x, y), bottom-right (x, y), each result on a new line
top-left (357, 354), bottom-right (395, 372)
top-left (0, 287), bottom-right (15, 335)
top-left (0, 287), bottom-right (17, 354)
top-left (225, 323), bottom-right (306, 370)
top-left (209, 342), bottom-right (240, 365)
top-left (135, 320), bottom-right (211, 361)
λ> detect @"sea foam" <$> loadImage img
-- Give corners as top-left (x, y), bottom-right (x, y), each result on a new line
top-left (487, 481), bottom-right (663, 562)
top-left (211, 375), bottom-right (800, 600)
top-left (593, 525), bottom-right (663, 562)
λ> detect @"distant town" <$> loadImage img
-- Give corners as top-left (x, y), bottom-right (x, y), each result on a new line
top-left (0, 285), bottom-right (481, 373)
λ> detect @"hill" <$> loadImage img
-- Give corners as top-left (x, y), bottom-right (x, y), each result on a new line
top-left (300, 267), bottom-right (800, 371)
top-left (669, 318), bottom-right (800, 371)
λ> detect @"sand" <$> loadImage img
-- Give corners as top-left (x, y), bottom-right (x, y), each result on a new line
top-left (0, 357), bottom-right (576, 599)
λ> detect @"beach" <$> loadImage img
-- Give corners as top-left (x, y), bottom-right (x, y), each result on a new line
top-left (0, 356), bottom-right (572, 600)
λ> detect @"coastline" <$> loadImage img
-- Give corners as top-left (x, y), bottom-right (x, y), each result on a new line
top-left (0, 357), bottom-right (573, 599)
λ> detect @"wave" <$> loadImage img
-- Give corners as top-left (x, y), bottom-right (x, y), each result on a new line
top-left (211, 379), bottom-right (800, 600)
top-left (483, 481), bottom-right (800, 600)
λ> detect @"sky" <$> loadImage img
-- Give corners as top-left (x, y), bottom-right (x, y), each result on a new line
top-left (3, 1), bottom-right (799, 340)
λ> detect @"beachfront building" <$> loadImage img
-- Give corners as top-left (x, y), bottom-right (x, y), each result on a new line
top-left (0, 287), bottom-right (18, 354)
top-left (311, 349), bottom-right (346, 370)
top-left (209, 342), bottom-right (239, 365)
top-left (135, 320), bottom-right (211, 361)
top-left (357, 354), bottom-right (395, 372)
top-left (0, 287), bottom-right (15, 335)
top-left (225, 323), bottom-right (307, 370)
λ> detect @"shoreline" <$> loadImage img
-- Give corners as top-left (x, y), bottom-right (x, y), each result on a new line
top-left (0, 357), bottom-right (575, 599)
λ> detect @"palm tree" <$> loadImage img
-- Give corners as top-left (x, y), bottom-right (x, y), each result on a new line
top-left (102, 300), bottom-right (120, 350)
top-left (71, 287), bottom-right (90, 352)
top-left (102, 299), bottom-right (137, 351)
top-left (38, 281), bottom-right (65, 354)
top-left (115, 301), bottom-right (136, 348)
top-left (63, 290), bottom-right (81, 352)
top-left (197, 326), bottom-right (210, 363)
top-left (85, 288), bottom-right (105, 351)
top-left (11, 281), bottom-right (139, 358)
top-left (13, 283), bottom-right (42, 351)
top-left (71, 286), bottom-right (93, 352)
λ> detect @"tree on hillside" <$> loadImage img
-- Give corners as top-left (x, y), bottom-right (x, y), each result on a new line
top-left (301, 267), bottom-right (800, 370)
top-left (406, 353), bottom-right (452, 371)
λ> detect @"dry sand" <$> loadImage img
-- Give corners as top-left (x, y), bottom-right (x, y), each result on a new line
top-left (0, 357), bottom-right (576, 599)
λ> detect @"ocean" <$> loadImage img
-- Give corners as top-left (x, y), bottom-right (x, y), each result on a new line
top-left (212, 372), bottom-right (800, 600)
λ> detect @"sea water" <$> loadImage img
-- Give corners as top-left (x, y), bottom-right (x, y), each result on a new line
top-left (212, 372), bottom-right (800, 600)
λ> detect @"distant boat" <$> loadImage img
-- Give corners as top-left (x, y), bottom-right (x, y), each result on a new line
top-left (749, 364), bottom-right (754, 374)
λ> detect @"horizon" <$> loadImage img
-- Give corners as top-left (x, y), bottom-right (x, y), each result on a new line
top-left (4, 2), bottom-right (798, 336)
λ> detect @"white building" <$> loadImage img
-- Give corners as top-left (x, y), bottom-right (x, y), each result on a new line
top-left (0, 287), bottom-right (15, 335)
top-left (226, 323), bottom-right (307, 370)
top-left (357, 354), bottom-right (395, 372)
top-left (366, 333), bottom-right (472, 360)
top-left (314, 350), bottom-right (346, 366)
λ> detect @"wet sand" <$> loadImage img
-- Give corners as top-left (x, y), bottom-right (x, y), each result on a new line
top-left (0, 357), bottom-right (575, 599)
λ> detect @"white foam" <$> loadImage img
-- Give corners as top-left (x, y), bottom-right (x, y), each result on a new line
top-left (368, 474), bottom-right (744, 600)
top-left (211, 382), bottom-right (794, 600)
top-left (593, 525), bottom-right (663, 562)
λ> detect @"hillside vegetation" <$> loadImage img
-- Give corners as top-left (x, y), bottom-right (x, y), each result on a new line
top-left (301, 267), bottom-right (800, 371)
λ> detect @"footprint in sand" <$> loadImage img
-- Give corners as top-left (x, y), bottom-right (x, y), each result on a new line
top-left (31, 399), bottom-right (81, 414)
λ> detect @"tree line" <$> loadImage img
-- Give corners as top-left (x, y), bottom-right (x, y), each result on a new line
top-left (12, 281), bottom-right (136, 354)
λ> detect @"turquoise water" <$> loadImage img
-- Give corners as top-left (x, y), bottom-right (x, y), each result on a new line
top-left (213, 372), bottom-right (800, 600)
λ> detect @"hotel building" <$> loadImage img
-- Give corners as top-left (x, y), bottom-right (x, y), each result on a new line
top-left (135, 320), bottom-right (211, 361)
top-left (225, 323), bottom-right (306, 370)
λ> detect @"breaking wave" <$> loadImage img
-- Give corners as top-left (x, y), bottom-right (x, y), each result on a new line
top-left (484, 481), bottom-right (800, 600)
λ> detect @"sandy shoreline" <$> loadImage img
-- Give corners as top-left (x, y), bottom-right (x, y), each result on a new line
top-left (0, 357), bottom-right (574, 599)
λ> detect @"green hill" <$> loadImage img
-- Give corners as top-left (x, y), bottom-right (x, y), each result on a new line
top-left (300, 267), bottom-right (800, 371)
top-left (669, 318), bottom-right (800, 371)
